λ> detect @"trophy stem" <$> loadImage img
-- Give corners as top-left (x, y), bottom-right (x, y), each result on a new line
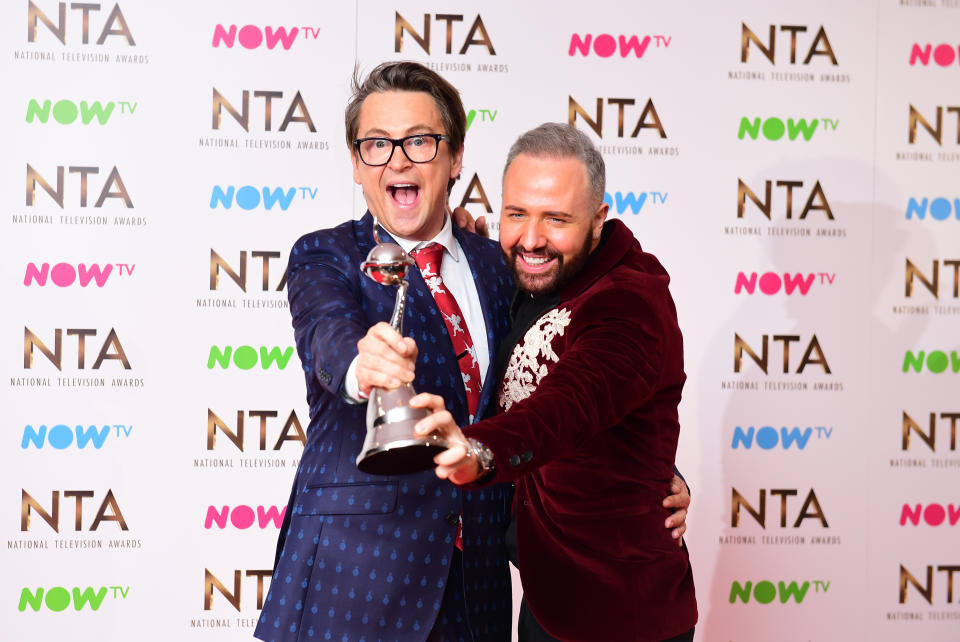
top-left (390, 281), bottom-right (408, 334)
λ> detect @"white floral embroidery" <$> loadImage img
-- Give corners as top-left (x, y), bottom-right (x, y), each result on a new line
top-left (498, 307), bottom-right (571, 411)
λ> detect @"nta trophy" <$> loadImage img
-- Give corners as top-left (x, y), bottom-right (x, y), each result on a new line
top-left (355, 218), bottom-right (449, 474)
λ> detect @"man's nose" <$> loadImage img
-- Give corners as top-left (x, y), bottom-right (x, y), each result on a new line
top-left (386, 142), bottom-right (412, 171)
top-left (519, 220), bottom-right (546, 250)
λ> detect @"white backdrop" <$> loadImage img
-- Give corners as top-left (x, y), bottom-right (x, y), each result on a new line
top-left (3, 1), bottom-right (958, 641)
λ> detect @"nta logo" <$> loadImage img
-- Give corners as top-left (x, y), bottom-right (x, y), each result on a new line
top-left (27, 1), bottom-right (134, 45)
top-left (734, 333), bottom-right (831, 374)
top-left (21, 424), bottom-right (132, 450)
top-left (902, 411), bottom-right (959, 452)
top-left (568, 33), bottom-right (670, 58)
top-left (569, 96), bottom-right (665, 138)
top-left (24, 327), bottom-right (131, 370)
top-left (212, 88), bottom-right (315, 132)
top-left (899, 564), bottom-right (960, 604)
top-left (734, 272), bottom-right (834, 295)
top-left (26, 99), bottom-right (136, 125)
top-left (731, 488), bottom-right (828, 528)
top-left (738, 116), bottom-right (837, 141)
top-left (395, 12), bottom-right (494, 55)
top-left (26, 164), bottom-right (133, 208)
top-left (19, 585), bottom-right (129, 612)
top-left (905, 258), bottom-right (960, 298)
top-left (207, 409), bottom-right (306, 451)
top-left (24, 262), bottom-right (133, 287)
top-left (21, 488), bottom-right (128, 532)
top-left (737, 179), bottom-right (833, 221)
top-left (210, 250), bottom-right (287, 292)
top-left (212, 24), bottom-right (319, 50)
top-left (205, 569), bottom-right (271, 611)
top-left (740, 24), bottom-right (837, 65)
top-left (908, 104), bottom-right (960, 145)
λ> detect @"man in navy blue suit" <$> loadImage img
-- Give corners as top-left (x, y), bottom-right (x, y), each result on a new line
top-left (256, 62), bottom-right (689, 642)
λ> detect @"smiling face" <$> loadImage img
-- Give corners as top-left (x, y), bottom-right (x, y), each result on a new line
top-left (352, 90), bottom-right (463, 241)
top-left (499, 153), bottom-right (608, 295)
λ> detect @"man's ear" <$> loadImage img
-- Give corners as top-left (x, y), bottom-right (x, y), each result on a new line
top-left (351, 151), bottom-right (362, 185)
top-left (449, 144), bottom-right (465, 181)
top-left (593, 201), bottom-right (609, 240)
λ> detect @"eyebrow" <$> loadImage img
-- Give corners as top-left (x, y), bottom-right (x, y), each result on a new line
top-left (503, 204), bottom-right (572, 218)
top-left (359, 124), bottom-right (437, 138)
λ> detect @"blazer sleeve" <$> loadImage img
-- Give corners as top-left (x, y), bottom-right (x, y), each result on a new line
top-left (465, 286), bottom-right (673, 482)
top-left (287, 232), bottom-right (368, 396)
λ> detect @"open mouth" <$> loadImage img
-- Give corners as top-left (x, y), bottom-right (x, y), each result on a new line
top-left (387, 183), bottom-right (421, 207)
top-left (517, 251), bottom-right (557, 272)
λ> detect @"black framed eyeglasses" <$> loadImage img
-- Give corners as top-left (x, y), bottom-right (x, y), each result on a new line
top-left (353, 133), bottom-right (450, 166)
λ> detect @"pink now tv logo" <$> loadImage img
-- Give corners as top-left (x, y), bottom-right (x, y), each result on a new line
top-left (24, 262), bottom-right (133, 287)
top-left (211, 24), bottom-right (319, 50)
top-left (734, 272), bottom-right (835, 295)
top-left (568, 33), bottom-right (671, 58)
top-left (204, 505), bottom-right (285, 530)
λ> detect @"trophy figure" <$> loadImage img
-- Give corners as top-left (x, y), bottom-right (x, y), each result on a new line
top-left (355, 219), bottom-right (449, 474)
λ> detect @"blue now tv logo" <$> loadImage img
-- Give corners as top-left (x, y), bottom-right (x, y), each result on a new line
top-left (603, 191), bottom-right (666, 215)
top-left (731, 425), bottom-right (832, 450)
top-left (210, 186), bottom-right (318, 211)
top-left (906, 197), bottom-right (960, 221)
top-left (21, 424), bottom-right (132, 450)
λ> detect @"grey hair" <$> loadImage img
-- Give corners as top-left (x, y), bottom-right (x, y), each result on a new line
top-left (502, 123), bottom-right (606, 207)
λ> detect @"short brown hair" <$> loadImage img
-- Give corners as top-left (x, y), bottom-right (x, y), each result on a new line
top-left (345, 61), bottom-right (466, 192)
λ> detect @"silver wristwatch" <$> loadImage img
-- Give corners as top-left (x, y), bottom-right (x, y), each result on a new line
top-left (467, 437), bottom-right (496, 475)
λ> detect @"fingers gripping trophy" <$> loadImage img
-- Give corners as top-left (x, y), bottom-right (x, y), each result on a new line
top-left (355, 218), bottom-right (449, 474)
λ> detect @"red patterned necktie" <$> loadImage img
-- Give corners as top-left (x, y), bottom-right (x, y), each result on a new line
top-left (411, 243), bottom-right (482, 552)
top-left (411, 243), bottom-right (483, 422)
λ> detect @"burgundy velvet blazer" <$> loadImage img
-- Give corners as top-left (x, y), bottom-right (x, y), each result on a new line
top-left (465, 219), bottom-right (697, 642)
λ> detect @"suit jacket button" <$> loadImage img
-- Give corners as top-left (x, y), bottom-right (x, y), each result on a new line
top-left (521, 451), bottom-right (533, 463)
top-left (445, 512), bottom-right (459, 526)
top-left (509, 455), bottom-right (521, 467)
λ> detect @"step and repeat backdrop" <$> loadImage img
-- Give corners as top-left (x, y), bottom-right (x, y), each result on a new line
top-left (2, 1), bottom-right (958, 641)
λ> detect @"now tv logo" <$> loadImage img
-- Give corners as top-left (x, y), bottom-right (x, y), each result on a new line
top-left (906, 197), bottom-right (960, 221)
top-left (24, 262), bottom-right (133, 287)
top-left (21, 424), bottom-right (132, 450)
top-left (731, 425), bottom-right (832, 450)
top-left (603, 191), bottom-right (667, 215)
top-left (204, 505), bottom-right (285, 530)
top-left (728, 580), bottom-right (828, 604)
top-left (210, 186), bottom-right (318, 211)
top-left (207, 345), bottom-right (294, 370)
top-left (19, 585), bottom-right (129, 613)
top-left (910, 44), bottom-right (960, 67)
top-left (738, 116), bottom-right (837, 141)
top-left (900, 503), bottom-right (960, 527)
top-left (568, 33), bottom-right (671, 58)
top-left (26, 99), bottom-right (135, 126)
top-left (211, 24), bottom-right (319, 50)
top-left (902, 350), bottom-right (960, 373)
top-left (734, 272), bottom-right (834, 295)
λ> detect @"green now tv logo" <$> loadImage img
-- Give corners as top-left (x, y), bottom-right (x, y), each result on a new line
top-left (738, 116), bottom-right (837, 141)
top-left (903, 350), bottom-right (960, 373)
top-left (207, 346), bottom-right (295, 370)
top-left (19, 585), bottom-right (129, 612)
top-left (26, 99), bottom-right (136, 125)
top-left (729, 579), bottom-right (828, 604)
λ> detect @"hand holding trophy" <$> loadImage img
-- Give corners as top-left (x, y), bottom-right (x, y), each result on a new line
top-left (355, 218), bottom-right (449, 474)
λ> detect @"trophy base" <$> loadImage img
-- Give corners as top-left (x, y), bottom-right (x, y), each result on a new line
top-left (356, 438), bottom-right (448, 475)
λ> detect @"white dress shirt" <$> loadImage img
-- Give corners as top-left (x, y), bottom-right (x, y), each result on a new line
top-left (344, 214), bottom-right (490, 406)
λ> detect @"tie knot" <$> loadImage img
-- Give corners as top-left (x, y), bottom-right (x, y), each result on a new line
top-left (412, 242), bottom-right (444, 272)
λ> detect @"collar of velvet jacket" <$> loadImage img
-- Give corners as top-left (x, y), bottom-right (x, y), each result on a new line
top-left (552, 218), bottom-right (638, 302)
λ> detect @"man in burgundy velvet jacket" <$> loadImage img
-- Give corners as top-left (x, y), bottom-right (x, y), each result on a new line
top-left (411, 123), bottom-right (698, 642)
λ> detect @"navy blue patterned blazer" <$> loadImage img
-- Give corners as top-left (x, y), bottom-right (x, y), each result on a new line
top-left (255, 212), bottom-right (515, 642)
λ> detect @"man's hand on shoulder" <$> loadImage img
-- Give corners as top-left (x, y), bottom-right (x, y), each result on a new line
top-left (450, 206), bottom-right (489, 238)
top-left (355, 322), bottom-right (418, 398)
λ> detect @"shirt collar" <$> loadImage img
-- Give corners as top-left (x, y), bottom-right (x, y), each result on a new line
top-left (390, 213), bottom-right (461, 263)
